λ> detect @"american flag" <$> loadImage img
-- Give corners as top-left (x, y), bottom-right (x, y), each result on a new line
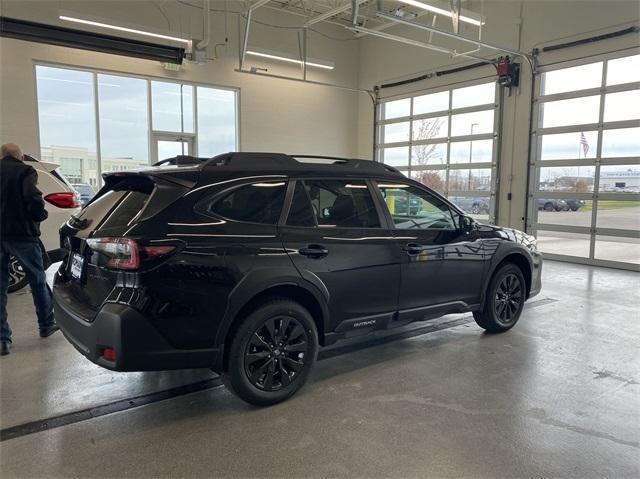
top-left (580, 132), bottom-right (590, 157)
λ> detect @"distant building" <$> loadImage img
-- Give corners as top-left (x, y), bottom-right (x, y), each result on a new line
top-left (599, 169), bottom-right (640, 192)
top-left (40, 146), bottom-right (148, 186)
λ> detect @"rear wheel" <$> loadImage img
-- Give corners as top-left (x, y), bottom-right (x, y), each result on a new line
top-left (473, 263), bottom-right (526, 333)
top-left (8, 256), bottom-right (28, 293)
top-left (543, 202), bottom-right (554, 211)
top-left (223, 299), bottom-right (318, 406)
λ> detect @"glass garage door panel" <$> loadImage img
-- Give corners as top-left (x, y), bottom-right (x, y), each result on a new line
top-left (537, 166), bottom-right (595, 193)
top-left (450, 140), bottom-right (493, 164)
top-left (537, 200), bottom-right (593, 227)
top-left (531, 53), bottom-right (640, 269)
top-left (541, 62), bottom-right (603, 95)
top-left (377, 81), bottom-right (498, 224)
top-left (382, 122), bottom-right (411, 143)
top-left (383, 98), bottom-right (411, 119)
top-left (539, 96), bottom-right (600, 128)
top-left (412, 117), bottom-right (448, 141)
top-left (380, 146), bottom-right (409, 167)
top-left (411, 170), bottom-right (446, 195)
top-left (601, 127), bottom-right (640, 158)
top-left (596, 200), bottom-right (640, 230)
top-left (411, 143), bottom-right (447, 167)
top-left (539, 131), bottom-right (598, 161)
top-left (536, 230), bottom-right (591, 258)
top-left (594, 236), bottom-right (640, 264)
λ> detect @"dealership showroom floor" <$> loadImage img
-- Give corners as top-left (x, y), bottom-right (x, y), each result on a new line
top-left (1, 261), bottom-right (639, 477)
top-left (1, 0), bottom-right (640, 478)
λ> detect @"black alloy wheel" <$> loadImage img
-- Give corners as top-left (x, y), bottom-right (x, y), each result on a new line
top-left (244, 316), bottom-right (309, 392)
top-left (223, 298), bottom-right (318, 406)
top-left (493, 273), bottom-right (523, 326)
top-left (473, 263), bottom-right (526, 333)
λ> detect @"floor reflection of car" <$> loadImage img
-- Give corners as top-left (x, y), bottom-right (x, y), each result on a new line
top-left (72, 183), bottom-right (95, 207)
top-left (537, 198), bottom-right (568, 211)
top-left (450, 197), bottom-right (490, 215)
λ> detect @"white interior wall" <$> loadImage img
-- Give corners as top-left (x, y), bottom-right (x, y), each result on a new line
top-left (356, 0), bottom-right (640, 229)
top-left (0, 0), bottom-right (362, 158)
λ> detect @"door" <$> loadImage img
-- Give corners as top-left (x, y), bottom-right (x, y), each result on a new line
top-left (374, 182), bottom-right (485, 322)
top-left (280, 179), bottom-right (401, 335)
top-left (152, 135), bottom-right (194, 163)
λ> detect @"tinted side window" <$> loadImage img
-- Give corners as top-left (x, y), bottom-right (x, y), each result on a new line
top-left (377, 183), bottom-right (456, 230)
top-left (210, 181), bottom-right (286, 224)
top-left (287, 182), bottom-right (316, 227)
top-left (303, 180), bottom-right (381, 228)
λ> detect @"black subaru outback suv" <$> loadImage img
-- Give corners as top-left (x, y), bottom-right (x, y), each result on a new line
top-left (54, 153), bottom-right (542, 405)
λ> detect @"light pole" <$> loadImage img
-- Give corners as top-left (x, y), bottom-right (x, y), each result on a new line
top-left (468, 122), bottom-right (479, 189)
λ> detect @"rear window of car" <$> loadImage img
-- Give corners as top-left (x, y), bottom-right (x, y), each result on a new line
top-left (74, 177), bottom-right (152, 230)
top-left (209, 181), bottom-right (287, 225)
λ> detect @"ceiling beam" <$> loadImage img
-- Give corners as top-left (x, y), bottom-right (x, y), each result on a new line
top-left (304, 0), bottom-right (369, 27)
top-left (376, 11), bottom-right (531, 60)
top-left (344, 24), bottom-right (488, 62)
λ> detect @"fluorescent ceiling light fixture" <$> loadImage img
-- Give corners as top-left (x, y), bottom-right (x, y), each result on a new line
top-left (59, 15), bottom-right (191, 44)
top-left (245, 50), bottom-right (334, 70)
top-left (398, 0), bottom-right (484, 26)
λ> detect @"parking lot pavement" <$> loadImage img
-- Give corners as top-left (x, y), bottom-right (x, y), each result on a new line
top-left (537, 206), bottom-right (640, 229)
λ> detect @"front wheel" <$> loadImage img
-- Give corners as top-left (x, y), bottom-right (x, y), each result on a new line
top-left (473, 263), bottom-right (526, 333)
top-left (223, 299), bottom-right (318, 406)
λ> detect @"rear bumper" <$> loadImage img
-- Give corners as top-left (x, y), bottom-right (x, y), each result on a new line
top-left (53, 288), bottom-right (220, 372)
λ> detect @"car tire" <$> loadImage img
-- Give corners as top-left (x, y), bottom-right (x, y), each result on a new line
top-left (8, 256), bottom-right (28, 293)
top-left (223, 298), bottom-right (319, 406)
top-left (543, 202), bottom-right (554, 211)
top-left (473, 263), bottom-right (526, 334)
top-left (571, 207), bottom-right (579, 211)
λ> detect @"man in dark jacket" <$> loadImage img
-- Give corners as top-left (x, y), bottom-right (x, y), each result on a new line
top-left (0, 143), bottom-right (58, 356)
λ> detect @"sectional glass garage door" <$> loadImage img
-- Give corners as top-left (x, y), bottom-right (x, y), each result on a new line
top-left (528, 52), bottom-right (640, 269)
top-left (376, 80), bottom-right (500, 224)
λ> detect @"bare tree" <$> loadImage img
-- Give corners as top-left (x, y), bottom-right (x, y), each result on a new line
top-left (412, 117), bottom-right (446, 167)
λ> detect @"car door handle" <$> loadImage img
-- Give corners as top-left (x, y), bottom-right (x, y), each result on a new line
top-left (403, 243), bottom-right (423, 255)
top-left (299, 245), bottom-right (329, 258)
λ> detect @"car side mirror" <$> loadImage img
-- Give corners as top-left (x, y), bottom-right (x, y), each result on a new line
top-left (460, 215), bottom-right (474, 233)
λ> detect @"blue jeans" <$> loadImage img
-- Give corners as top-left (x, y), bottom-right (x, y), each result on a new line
top-left (0, 240), bottom-right (55, 342)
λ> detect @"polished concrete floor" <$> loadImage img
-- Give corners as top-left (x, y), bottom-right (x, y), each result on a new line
top-left (1, 260), bottom-right (638, 478)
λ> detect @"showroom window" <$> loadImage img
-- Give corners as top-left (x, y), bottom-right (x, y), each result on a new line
top-left (376, 80), bottom-right (499, 223)
top-left (529, 52), bottom-right (640, 269)
top-left (35, 65), bottom-right (238, 188)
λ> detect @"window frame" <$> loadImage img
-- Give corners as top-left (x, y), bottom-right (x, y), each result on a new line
top-left (281, 178), bottom-right (390, 230)
top-left (33, 61), bottom-right (240, 188)
top-left (371, 180), bottom-right (461, 232)
top-left (527, 49), bottom-right (640, 271)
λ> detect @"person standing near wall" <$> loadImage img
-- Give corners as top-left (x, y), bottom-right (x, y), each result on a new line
top-left (0, 143), bottom-right (58, 356)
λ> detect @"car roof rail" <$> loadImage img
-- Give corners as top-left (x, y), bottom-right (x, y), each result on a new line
top-left (153, 155), bottom-right (210, 167)
top-left (203, 152), bottom-right (403, 175)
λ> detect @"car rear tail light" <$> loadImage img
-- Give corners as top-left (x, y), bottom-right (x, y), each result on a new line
top-left (86, 238), bottom-right (140, 270)
top-left (102, 348), bottom-right (116, 361)
top-left (45, 192), bottom-right (80, 208)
